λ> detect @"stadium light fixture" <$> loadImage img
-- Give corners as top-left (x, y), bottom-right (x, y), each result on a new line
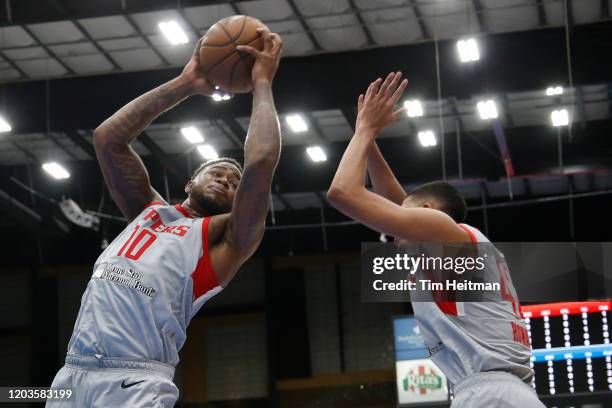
top-left (457, 38), bottom-right (480, 63)
top-left (180, 126), bottom-right (204, 144)
top-left (477, 100), bottom-right (498, 120)
top-left (404, 100), bottom-right (424, 117)
top-left (0, 115), bottom-right (11, 132)
top-left (197, 144), bottom-right (219, 160)
top-left (306, 146), bottom-right (327, 162)
top-left (418, 130), bottom-right (437, 147)
top-left (546, 86), bottom-right (564, 96)
top-left (551, 109), bottom-right (569, 127)
top-left (42, 162), bottom-right (70, 180)
top-left (286, 114), bottom-right (308, 133)
top-left (159, 21), bottom-right (189, 45)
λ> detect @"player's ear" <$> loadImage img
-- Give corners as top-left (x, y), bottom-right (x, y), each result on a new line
top-left (185, 180), bottom-right (193, 194)
top-left (422, 202), bottom-right (433, 209)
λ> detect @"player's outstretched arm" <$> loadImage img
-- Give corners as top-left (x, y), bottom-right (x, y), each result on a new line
top-left (359, 93), bottom-right (408, 205)
top-left (94, 39), bottom-right (214, 221)
top-left (210, 30), bottom-right (283, 285)
top-left (328, 73), bottom-right (468, 242)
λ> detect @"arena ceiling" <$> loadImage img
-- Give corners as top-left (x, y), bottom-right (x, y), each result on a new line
top-left (0, 0), bottom-right (612, 227)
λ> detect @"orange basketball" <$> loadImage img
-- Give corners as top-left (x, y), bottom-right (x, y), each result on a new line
top-left (198, 15), bottom-right (268, 94)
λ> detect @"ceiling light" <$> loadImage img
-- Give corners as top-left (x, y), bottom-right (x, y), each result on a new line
top-left (546, 86), bottom-right (564, 96)
top-left (42, 162), bottom-right (70, 180)
top-left (197, 144), bottom-right (219, 160)
top-left (180, 126), bottom-right (204, 144)
top-left (477, 100), bottom-right (498, 120)
top-left (159, 21), bottom-right (189, 45)
top-left (551, 109), bottom-right (569, 127)
top-left (404, 100), bottom-right (424, 117)
top-left (0, 115), bottom-right (11, 132)
top-left (286, 114), bottom-right (308, 133)
top-left (418, 130), bottom-right (437, 147)
top-left (212, 92), bottom-right (232, 102)
top-left (457, 38), bottom-right (480, 63)
top-left (306, 145), bottom-right (327, 162)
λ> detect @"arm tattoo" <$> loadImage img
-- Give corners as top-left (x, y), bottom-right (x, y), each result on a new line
top-left (95, 76), bottom-right (192, 219)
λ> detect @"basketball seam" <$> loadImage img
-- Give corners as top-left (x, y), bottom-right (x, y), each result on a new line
top-left (228, 57), bottom-right (241, 94)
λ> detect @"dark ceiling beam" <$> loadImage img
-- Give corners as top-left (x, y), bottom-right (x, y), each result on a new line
top-left (535, 0), bottom-right (548, 27)
top-left (1, 0), bottom-right (258, 26)
top-left (602, 0), bottom-right (610, 19)
top-left (138, 132), bottom-right (185, 183)
top-left (408, 0), bottom-right (431, 39)
top-left (9, 139), bottom-right (39, 163)
top-left (575, 86), bottom-right (587, 129)
top-left (304, 113), bottom-right (328, 142)
top-left (471, 0), bottom-right (486, 32)
top-left (19, 25), bottom-right (75, 75)
top-left (536, 0), bottom-right (548, 26)
top-left (47, 133), bottom-right (79, 160)
top-left (274, 188), bottom-right (294, 211)
top-left (123, 14), bottom-right (171, 67)
top-left (565, 0), bottom-right (575, 32)
top-left (227, 1), bottom-right (241, 15)
top-left (71, 19), bottom-right (121, 71)
top-left (0, 49), bottom-right (28, 78)
top-left (64, 130), bottom-right (95, 158)
top-left (221, 116), bottom-right (247, 144)
top-left (499, 94), bottom-right (515, 128)
top-left (212, 118), bottom-right (242, 149)
top-left (347, 0), bottom-right (375, 46)
top-left (286, 0), bottom-right (323, 51)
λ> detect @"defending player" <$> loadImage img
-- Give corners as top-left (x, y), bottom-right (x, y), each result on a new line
top-left (327, 72), bottom-right (545, 407)
top-left (46, 30), bottom-right (282, 407)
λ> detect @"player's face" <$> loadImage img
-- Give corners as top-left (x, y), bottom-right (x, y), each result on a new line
top-left (188, 164), bottom-right (241, 215)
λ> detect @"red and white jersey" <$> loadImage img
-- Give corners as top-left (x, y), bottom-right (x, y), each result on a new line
top-left (411, 224), bottom-right (534, 386)
top-left (67, 202), bottom-right (223, 366)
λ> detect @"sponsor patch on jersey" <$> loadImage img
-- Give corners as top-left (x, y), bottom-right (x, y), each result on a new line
top-left (427, 341), bottom-right (445, 356)
top-left (92, 262), bottom-right (157, 298)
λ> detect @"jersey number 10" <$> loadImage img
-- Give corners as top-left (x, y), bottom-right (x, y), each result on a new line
top-left (117, 225), bottom-right (157, 260)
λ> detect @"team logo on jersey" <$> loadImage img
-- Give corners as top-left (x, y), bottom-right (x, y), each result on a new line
top-left (93, 262), bottom-right (157, 298)
top-left (402, 365), bottom-right (443, 395)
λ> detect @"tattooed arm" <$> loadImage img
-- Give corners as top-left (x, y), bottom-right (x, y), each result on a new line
top-left (94, 40), bottom-right (214, 220)
top-left (208, 29), bottom-right (283, 285)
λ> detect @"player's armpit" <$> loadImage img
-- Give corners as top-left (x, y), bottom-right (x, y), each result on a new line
top-left (207, 213), bottom-right (258, 287)
top-left (94, 136), bottom-right (166, 221)
top-left (328, 188), bottom-right (470, 243)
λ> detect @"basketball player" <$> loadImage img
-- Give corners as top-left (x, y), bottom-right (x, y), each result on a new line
top-left (46, 29), bottom-right (283, 407)
top-left (327, 72), bottom-right (545, 407)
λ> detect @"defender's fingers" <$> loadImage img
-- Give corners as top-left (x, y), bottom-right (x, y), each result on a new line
top-left (358, 94), bottom-right (364, 110)
top-left (385, 72), bottom-right (403, 98)
top-left (269, 33), bottom-right (283, 53)
top-left (366, 78), bottom-right (382, 100)
top-left (377, 72), bottom-right (396, 98)
top-left (391, 79), bottom-right (409, 105)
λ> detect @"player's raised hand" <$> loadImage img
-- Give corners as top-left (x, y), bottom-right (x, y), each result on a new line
top-left (180, 38), bottom-right (215, 96)
top-left (236, 28), bottom-right (283, 85)
top-left (356, 72), bottom-right (408, 134)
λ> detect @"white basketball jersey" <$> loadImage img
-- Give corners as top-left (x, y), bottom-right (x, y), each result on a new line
top-left (67, 202), bottom-right (223, 366)
top-left (412, 224), bottom-right (534, 386)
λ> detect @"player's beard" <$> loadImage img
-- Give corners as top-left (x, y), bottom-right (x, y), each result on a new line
top-left (190, 189), bottom-right (232, 215)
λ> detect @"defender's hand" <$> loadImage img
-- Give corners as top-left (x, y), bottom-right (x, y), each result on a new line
top-left (181, 38), bottom-right (215, 96)
top-left (236, 29), bottom-right (283, 86)
top-left (356, 72), bottom-right (408, 134)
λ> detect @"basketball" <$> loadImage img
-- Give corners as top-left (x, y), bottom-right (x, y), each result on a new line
top-left (198, 15), bottom-right (268, 94)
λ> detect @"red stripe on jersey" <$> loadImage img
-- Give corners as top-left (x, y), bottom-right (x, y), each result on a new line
top-left (191, 217), bottom-right (219, 301)
top-left (174, 204), bottom-right (191, 218)
top-left (436, 301), bottom-right (458, 316)
top-left (458, 224), bottom-right (478, 244)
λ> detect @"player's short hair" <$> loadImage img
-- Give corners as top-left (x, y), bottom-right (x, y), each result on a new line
top-left (407, 181), bottom-right (467, 223)
top-left (191, 157), bottom-right (243, 179)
